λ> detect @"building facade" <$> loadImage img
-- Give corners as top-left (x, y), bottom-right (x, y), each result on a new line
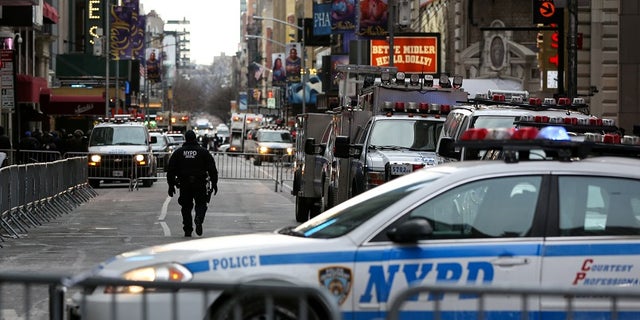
top-left (240, 0), bottom-right (640, 134)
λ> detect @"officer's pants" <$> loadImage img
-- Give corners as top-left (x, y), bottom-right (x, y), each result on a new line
top-left (177, 183), bottom-right (208, 233)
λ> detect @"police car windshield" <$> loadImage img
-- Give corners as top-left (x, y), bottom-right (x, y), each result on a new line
top-left (471, 115), bottom-right (517, 130)
top-left (260, 131), bottom-right (292, 143)
top-left (369, 119), bottom-right (443, 151)
top-left (90, 127), bottom-right (147, 146)
top-left (290, 172), bottom-right (446, 238)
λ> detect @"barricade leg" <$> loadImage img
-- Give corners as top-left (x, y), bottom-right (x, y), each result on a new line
top-left (0, 217), bottom-right (19, 238)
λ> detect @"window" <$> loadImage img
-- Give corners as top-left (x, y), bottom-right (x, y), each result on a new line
top-left (559, 177), bottom-right (640, 236)
top-left (374, 176), bottom-right (542, 241)
top-left (369, 119), bottom-right (443, 151)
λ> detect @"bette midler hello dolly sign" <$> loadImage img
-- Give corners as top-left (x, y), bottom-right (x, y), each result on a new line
top-left (370, 34), bottom-right (440, 74)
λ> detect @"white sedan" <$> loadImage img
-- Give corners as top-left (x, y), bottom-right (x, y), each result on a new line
top-left (67, 126), bottom-right (640, 320)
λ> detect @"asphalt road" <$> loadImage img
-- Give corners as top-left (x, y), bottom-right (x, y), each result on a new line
top-left (0, 178), bottom-right (297, 275)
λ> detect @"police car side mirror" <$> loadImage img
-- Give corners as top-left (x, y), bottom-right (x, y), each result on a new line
top-left (304, 138), bottom-right (316, 155)
top-left (150, 136), bottom-right (157, 144)
top-left (387, 217), bottom-right (433, 243)
top-left (437, 137), bottom-right (460, 160)
top-left (334, 136), bottom-right (350, 158)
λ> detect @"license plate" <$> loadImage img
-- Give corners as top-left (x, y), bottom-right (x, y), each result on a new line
top-left (112, 170), bottom-right (124, 177)
top-left (390, 164), bottom-right (412, 175)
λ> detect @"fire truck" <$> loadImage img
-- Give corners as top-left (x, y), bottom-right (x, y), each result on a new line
top-left (155, 111), bottom-right (191, 133)
top-left (293, 65), bottom-right (469, 221)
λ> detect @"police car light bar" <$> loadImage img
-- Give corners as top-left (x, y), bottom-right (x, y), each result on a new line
top-left (487, 89), bottom-right (530, 101)
top-left (457, 126), bottom-right (640, 162)
top-left (516, 114), bottom-right (618, 134)
top-left (382, 101), bottom-right (451, 115)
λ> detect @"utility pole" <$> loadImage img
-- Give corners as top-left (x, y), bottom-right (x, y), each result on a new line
top-left (567, 0), bottom-right (578, 99)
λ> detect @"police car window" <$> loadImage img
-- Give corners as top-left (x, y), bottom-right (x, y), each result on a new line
top-left (373, 176), bottom-right (541, 241)
top-left (471, 115), bottom-right (517, 130)
top-left (357, 121), bottom-right (373, 144)
top-left (369, 120), bottom-right (441, 150)
top-left (559, 177), bottom-right (640, 236)
top-left (292, 174), bottom-right (445, 239)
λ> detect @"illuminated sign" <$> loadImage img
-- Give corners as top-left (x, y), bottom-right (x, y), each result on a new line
top-left (86, 0), bottom-right (104, 47)
top-left (532, 0), bottom-right (561, 25)
top-left (370, 35), bottom-right (440, 74)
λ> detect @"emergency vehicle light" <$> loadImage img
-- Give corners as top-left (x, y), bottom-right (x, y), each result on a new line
top-left (528, 98), bottom-right (542, 106)
top-left (439, 74), bottom-right (451, 88)
top-left (410, 74), bottom-right (420, 86)
top-left (424, 75), bottom-right (434, 87)
top-left (453, 75), bottom-right (463, 88)
top-left (488, 89), bottom-right (530, 99)
top-left (543, 98), bottom-right (556, 106)
top-left (492, 94), bottom-right (506, 102)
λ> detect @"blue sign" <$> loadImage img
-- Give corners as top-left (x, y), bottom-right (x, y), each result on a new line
top-left (313, 3), bottom-right (332, 36)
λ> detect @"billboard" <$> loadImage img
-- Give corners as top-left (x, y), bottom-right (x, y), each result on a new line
top-left (370, 34), bottom-right (440, 74)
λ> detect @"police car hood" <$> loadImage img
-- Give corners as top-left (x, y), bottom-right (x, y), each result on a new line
top-left (366, 148), bottom-right (442, 170)
top-left (88, 145), bottom-right (150, 154)
top-left (96, 232), bottom-right (344, 277)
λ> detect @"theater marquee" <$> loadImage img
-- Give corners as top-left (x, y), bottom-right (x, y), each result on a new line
top-left (370, 34), bottom-right (440, 74)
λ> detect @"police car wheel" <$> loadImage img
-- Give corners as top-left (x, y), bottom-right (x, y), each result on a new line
top-left (209, 295), bottom-right (323, 320)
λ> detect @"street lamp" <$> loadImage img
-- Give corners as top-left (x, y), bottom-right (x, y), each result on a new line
top-left (252, 15), bottom-right (306, 115)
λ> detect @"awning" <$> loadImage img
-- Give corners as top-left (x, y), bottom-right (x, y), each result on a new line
top-left (16, 74), bottom-right (48, 103)
top-left (40, 91), bottom-right (106, 116)
top-left (43, 2), bottom-right (59, 24)
top-left (0, 0), bottom-right (37, 5)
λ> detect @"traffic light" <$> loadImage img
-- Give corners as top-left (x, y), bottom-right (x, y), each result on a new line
top-left (533, 0), bottom-right (561, 25)
top-left (537, 29), bottom-right (558, 71)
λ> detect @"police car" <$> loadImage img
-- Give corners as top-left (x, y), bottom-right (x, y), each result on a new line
top-left (68, 126), bottom-right (640, 319)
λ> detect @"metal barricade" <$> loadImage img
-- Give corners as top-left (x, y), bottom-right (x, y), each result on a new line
top-left (65, 151), bottom-right (157, 191)
top-left (387, 283), bottom-right (640, 320)
top-left (0, 157), bottom-right (97, 243)
top-left (213, 151), bottom-right (294, 192)
top-left (0, 272), bottom-right (342, 320)
top-left (65, 149), bottom-right (296, 192)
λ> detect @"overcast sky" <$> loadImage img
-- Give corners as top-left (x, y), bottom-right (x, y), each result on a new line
top-left (140, 0), bottom-right (241, 65)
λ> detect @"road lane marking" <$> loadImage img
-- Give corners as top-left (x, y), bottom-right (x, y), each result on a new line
top-left (159, 221), bottom-right (171, 236)
top-left (160, 196), bottom-right (171, 221)
top-left (160, 196), bottom-right (172, 236)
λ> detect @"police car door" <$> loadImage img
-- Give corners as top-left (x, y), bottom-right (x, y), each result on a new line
top-left (354, 175), bottom-right (545, 319)
top-left (541, 174), bottom-right (640, 316)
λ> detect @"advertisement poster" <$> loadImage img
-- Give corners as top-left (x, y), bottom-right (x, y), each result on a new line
top-left (370, 35), bottom-right (440, 74)
top-left (285, 43), bottom-right (302, 83)
top-left (271, 52), bottom-right (286, 87)
top-left (357, 0), bottom-right (388, 37)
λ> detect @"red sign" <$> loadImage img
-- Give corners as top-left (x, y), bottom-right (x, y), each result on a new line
top-left (539, 1), bottom-right (555, 18)
top-left (370, 35), bottom-right (439, 74)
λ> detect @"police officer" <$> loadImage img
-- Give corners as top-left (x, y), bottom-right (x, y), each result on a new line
top-left (166, 130), bottom-right (218, 237)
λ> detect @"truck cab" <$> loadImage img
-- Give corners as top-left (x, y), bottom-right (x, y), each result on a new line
top-left (338, 106), bottom-right (449, 197)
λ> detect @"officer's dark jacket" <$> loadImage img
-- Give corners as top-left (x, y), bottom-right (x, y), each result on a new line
top-left (166, 141), bottom-right (218, 187)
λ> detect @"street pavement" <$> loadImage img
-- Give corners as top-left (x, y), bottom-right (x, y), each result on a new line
top-left (0, 178), bottom-right (297, 275)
